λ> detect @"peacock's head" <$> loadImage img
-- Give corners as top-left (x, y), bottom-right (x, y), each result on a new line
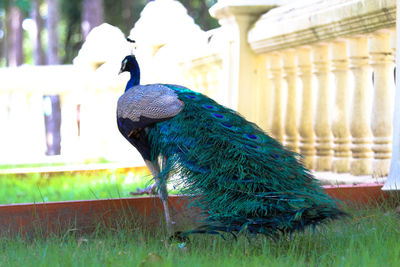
top-left (119, 37), bottom-right (138, 75)
top-left (119, 55), bottom-right (138, 74)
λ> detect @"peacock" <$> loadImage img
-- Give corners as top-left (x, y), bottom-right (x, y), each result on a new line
top-left (117, 49), bottom-right (346, 238)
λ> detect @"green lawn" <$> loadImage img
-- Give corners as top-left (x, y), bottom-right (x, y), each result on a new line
top-left (0, 158), bottom-right (110, 170)
top-left (0, 170), bottom-right (152, 204)
top-left (0, 204), bottom-right (399, 266)
top-left (0, 172), bottom-right (399, 266)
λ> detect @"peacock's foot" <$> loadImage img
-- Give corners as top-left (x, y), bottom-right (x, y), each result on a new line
top-left (169, 231), bottom-right (190, 243)
top-left (130, 183), bottom-right (157, 196)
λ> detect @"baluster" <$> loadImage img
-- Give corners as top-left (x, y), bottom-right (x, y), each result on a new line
top-left (9, 92), bottom-right (30, 159)
top-left (0, 93), bottom-right (10, 160)
top-left (201, 68), bottom-right (209, 96)
top-left (192, 70), bottom-right (201, 92)
top-left (369, 32), bottom-right (395, 177)
top-left (331, 41), bottom-right (351, 173)
top-left (207, 65), bottom-right (220, 101)
top-left (297, 47), bottom-right (315, 169)
top-left (390, 28), bottom-right (396, 62)
top-left (348, 37), bottom-right (373, 175)
top-left (268, 53), bottom-right (283, 143)
top-left (282, 50), bottom-right (299, 152)
top-left (313, 44), bottom-right (332, 171)
top-left (59, 92), bottom-right (79, 157)
top-left (187, 71), bottom-right (197, 91)
top-left (28, 92), bottom-right (46, 156)
top-left (255, 54), bottom-right (271, 132)
top-left (213, 63), bottom-right (229, 107)
top-left (80, 90), bottom-right (101, 158)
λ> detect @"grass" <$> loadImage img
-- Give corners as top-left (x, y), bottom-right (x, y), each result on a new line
top-left (0, 170), bottom-right (399, 266)
top-left (0, 170), bottom-right (152, 204)
top-left (0, 158), bottom-right (111, 170)
top-left (0, 203), bottom-right (400, 266)
top-left (0, 162), bottom-right (67, 170)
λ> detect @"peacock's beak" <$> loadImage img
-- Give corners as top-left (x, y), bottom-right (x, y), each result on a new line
top-left (118, 69), bottom-right (123, 75)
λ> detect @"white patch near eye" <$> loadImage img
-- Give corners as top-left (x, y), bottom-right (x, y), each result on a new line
top-left (122, 59), bottom-right (127, 69)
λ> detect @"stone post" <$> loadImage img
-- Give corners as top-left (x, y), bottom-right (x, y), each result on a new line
top-left (384, 26), bottom-right (400, 190)
top-left (254, 54), bottom-right (271, 132)
top-left (297, 47), bottom-right (315, 169)
top-left (369, 32), bottom-right (395, 177)
top-left (0, 94), bottom-right (10, 161)
top-left (282, 50), bottom-right (299, 152)
top-left (348, 37), bottom-right (373, 175)
top-left (28, 92), bottom-right (47, 156)
top-left (331, 41), bottom-right (351, 173)
top-left (268, 53), bottom-right (284, 143)
top-left (313, 44), bottom-right (332, 171)
top-left (210, 0), bottom-right (282, 121)
top-left (59, 92), bottom-right (79, 157)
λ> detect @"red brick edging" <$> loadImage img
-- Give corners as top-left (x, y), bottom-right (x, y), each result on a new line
top-left (0, 184), bottom-right (393, 236)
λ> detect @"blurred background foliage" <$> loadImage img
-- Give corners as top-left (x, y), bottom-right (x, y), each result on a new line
top-left (0, 0), bottom-right (218, 67)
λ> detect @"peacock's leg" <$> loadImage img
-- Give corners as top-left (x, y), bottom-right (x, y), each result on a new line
top-left (141, 158), bottom-right (173, 233)
top-left (130, 158), bottom-right (159, 196)
top-left (130, 184), bottom-right (156, 195)
top-left (156, 174), bottom-right (173, 233)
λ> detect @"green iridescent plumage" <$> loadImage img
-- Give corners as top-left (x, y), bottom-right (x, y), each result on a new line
top-left (146, 84), bottom-right (346, 237)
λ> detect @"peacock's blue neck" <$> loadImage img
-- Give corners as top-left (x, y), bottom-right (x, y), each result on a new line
top-left (125, 59), bottom-right (140, 92)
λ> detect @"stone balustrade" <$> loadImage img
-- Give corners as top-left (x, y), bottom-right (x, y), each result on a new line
top-left (178, 0), bottom-right (396, 178)
top-left (248, 0), bottom-right (396, 177)
top-left (0, 0), bottom-right (398, 181)
top-left (0, 24), bottom-right (142, 165)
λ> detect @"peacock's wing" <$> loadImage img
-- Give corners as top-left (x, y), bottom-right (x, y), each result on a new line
top-left (146, 84), bottom-right (346, 237)
top-left (117, 84), bottom-right (184, 161)
top-left (117, 84), bottom-right (184, 129)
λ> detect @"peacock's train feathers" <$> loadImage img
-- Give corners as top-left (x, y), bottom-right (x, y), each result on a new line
top-left (145, 84), bottom-right (345, 237)
top-left (117, 55), bottom-right (346, 238)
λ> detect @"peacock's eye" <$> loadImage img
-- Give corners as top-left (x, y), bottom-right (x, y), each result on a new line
top-left (221, 122), bottom-right (232, 128)
top-left (185, 95), bottom-right (196, 99)
top-left (272, 154), bottom-right (280, 159)
top-left (246, 144), bottom-right (259, 150)
top-left (122, 59), bottom-right (128, 69)
top-left (246, 134), bottom-right (258, 140)
top-left (203, 104), bottom-right (215, 110)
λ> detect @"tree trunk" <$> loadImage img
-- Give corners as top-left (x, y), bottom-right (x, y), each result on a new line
top-left (32, 0), bottom-right (46, 65)
top-left (122, 0), bottom-right (135, 33)
top-left (0, 15), bottom-right (5, 66)
top-left (47, 0), bottom-right (59, 65)
top-left (82, 0), bottom-right (104, 41)
top-left (46, 0), bottom-right (61, 155)
top-left (7, 4), bottom-right (24, 67)
top-left (43, 95), bottom-right (62, 156)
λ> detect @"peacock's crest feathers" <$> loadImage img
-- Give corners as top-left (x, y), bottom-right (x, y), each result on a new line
top-left (144, 84), bottom-right (345, 237)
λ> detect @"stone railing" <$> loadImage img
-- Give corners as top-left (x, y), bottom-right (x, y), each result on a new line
top-left (173, 0), bottom-right (396, 178)
top-left (0, 65), bottom-right (81, 163)
top-left (0, 64), bottom-right (142, 165)
top-left (0, 24), bottom-right (143, 165)
top-left (0, 0), bottom-right (397, 181)
top-left (249, 0), bottom-right (396, 178)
